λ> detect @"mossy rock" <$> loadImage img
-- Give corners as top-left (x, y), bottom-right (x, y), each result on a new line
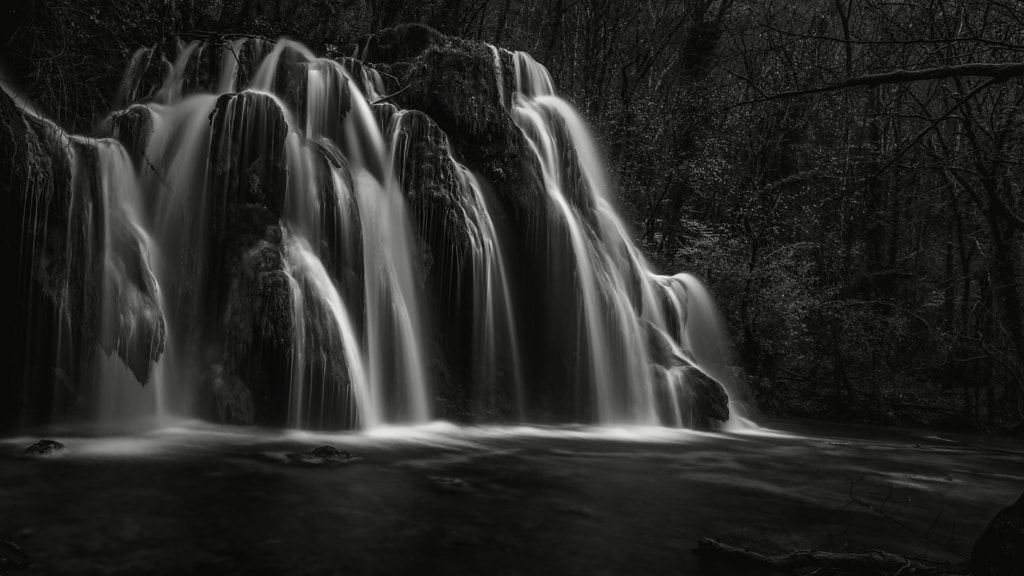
top-left (361, 26), bottom-right (546, 225)
top-left (357, 24), bottom-right (445, 65)
top-left (222, 234), bottom-right (294, 425)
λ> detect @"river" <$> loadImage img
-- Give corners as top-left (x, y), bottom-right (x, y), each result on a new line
top-left (1, 420), bottom-right (1020, 574)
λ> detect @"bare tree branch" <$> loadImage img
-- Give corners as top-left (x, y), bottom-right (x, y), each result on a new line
top-left (729, 62), bottom-right (1024, 108)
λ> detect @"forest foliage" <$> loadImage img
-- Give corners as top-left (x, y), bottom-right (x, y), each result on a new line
top-left (3, 0), bottom-right (1023, 429)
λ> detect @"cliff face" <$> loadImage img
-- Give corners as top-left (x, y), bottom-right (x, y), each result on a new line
top-left (2, 24), bottom-right (732, 431)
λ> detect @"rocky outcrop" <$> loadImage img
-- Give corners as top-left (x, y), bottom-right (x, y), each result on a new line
top-left (212, 364), bottom-right (256, 425)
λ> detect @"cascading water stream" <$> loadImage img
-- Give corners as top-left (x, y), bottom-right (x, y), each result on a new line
top-left (255, 44), bottom-right (432, 424)
top-left (511, 56), bottom-right (656, 424)
top-left (455, 167), bottom-right (526, 418)
top-left (87, 137), bottom-right (167, 423)
top-left (389, 108), bottom-right (526, 418)
top-left (509, 49), bottom-right (741, 425)
top-left (283, 232), bottom-right (373, 429)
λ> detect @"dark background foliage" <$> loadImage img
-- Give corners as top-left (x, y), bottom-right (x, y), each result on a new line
top-left (4, 0), bottom-right (1023, 430)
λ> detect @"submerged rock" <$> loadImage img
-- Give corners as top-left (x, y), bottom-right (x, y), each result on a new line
top-left (23, 439), bottom-right (66, 457)
top-left (286, 445), bottom-right (359, 466)
top-left (972, 492), bottom-right (1024, 576)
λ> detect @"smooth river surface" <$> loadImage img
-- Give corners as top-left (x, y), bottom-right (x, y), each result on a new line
top-left (1, 419), bottom-right (1021, 575)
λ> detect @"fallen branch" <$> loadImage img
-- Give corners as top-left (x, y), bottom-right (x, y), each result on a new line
top-left (694, 538), bottom-right (969, 575)
top-left (371, 85), bottom-right (409, 105)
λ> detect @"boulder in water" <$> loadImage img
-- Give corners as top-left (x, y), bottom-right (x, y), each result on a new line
top-left (972, 492), bottom-right (1024, 576)
top-left (679, 370), bottom-right (730, 429)
top-left (286, 445), bottom-right (359, 466)
top-left (23, 439), bottom-right (66, 457)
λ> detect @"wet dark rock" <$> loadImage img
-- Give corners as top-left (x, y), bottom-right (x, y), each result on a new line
top-left (972, 492), bottom-right (1024, 576)
top-left (209, 91), bottom-right (290, 220)
top-left (681, 371), bottom-right (730, 428)
top-left (108, 105), bottom-right (152, 166)
top-left (23, 439), bottom-right (66, 457)
top-left (651, 366), bottom-right (730, 429)
top-left (207, 91), bottom-right (294, 425)
top-left (286, 445), bottom-right (359, 466)
top-left (212, 365), bottom-right (255, 425)
top-left (311, 445), bottom-right (347, 459)
top-left (390, 109), bottom-right (471, 266)
top-left (222, 237), bottom-right (293, 425)
top-left (269, 45), bottom-right (313, 122)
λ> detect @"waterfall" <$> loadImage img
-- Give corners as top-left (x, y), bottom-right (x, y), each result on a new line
top-left (510, 50), bottom-right (740, 425)
top-left (83, 136), bottom-right (167, 424)
top-left (6, 34), bottom-right (744, 431)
